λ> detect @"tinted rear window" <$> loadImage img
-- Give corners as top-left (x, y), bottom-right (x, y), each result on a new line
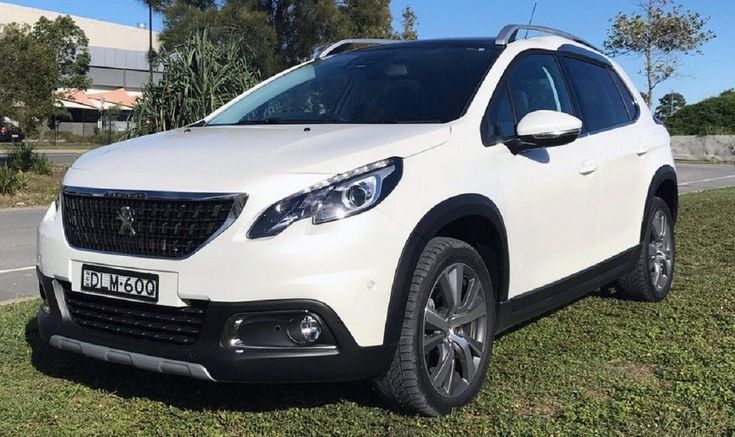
top-left (610, 70), bottom-right (639, 121)
top-left (561, 57), bottom-right (630, 133)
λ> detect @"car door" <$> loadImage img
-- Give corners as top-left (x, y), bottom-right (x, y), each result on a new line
top-left (484, 53), bottom-right (602, 298)
top-left (559, 56), bottom-right (650, 257)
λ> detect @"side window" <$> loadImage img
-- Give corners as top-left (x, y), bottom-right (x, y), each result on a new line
top-left (507, 54), bottom-right (574, 120)
top-left (610, 70), bottom-right (639, 121)
top-left (561, 57), bottom-right (630, 133)
top-left (484, 84), bottom-right (516, 141)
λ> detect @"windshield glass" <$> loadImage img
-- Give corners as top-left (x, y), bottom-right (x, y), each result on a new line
top-left (207, 44), bottom-right (497, 125)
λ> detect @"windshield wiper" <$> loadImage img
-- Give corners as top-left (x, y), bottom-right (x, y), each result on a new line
top-left (236, 117), bottom-right (285, 125)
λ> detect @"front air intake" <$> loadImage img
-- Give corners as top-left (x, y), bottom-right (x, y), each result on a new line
top-left (61, 187), bottom-right (246, 259)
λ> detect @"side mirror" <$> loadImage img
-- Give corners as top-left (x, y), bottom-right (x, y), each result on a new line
top-left (506, 110), bottom-right (583, 155)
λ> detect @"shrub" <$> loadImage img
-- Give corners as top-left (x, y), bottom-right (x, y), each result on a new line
top-left (128, 30), bottom-right (259, 137)
top-left (6, 143), bottom-right (54, 174)
top-left (666, 90), bottom-right (735, 135)
top-left (0, 166), bottom-right (27, 195)
top-left (7, 143), bottom-right (36, 172)
top-left (32, 154), bottom-right (53, 175)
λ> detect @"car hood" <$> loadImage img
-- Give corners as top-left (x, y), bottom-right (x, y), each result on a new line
top-left (66, 124), bottom-right (450, 193)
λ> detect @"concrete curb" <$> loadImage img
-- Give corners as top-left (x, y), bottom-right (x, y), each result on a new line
top-left (0, 296), bottom-right (37, 306)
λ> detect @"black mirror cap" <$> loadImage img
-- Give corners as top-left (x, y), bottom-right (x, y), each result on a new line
top-left (505, 128), bottom-right (581, 155)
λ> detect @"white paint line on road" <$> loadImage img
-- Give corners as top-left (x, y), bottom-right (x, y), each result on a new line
top-left (679, 175), bottom-right (735, 187)
top-left (0, 266), bottom-right (35, 275)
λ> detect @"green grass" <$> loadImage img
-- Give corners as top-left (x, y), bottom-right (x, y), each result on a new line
top-left (1, 189), bottom-right (734, 436)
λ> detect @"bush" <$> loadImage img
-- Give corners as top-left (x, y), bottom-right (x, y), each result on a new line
top-left (32, 154), bottom-right (53, 175)
top-left (6, 143), bottom-right (53, 174)
top-left (666, 90), bottom-right (735, 135)
top-left (7, 143), bottom-right (36, 172)
top-left (128, 30), bottom-right (258, 137)
top-left (0, 166), bottom-right (27, 195)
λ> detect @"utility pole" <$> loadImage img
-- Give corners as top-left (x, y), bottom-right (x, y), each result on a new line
top-left (148, 4), bottom-right (153, 83)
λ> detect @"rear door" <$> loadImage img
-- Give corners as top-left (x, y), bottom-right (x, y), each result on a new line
top-left (559, 56), bottom-right (649, 257)
top-left (484, 53), bottom-right (602, 298)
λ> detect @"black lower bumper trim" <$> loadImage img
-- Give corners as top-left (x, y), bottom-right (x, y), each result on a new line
top-left (37, 269), bottom-right (395, 383)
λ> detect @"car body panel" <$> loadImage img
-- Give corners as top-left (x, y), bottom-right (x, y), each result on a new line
top-left (37, 35), bottom-right (674, 367)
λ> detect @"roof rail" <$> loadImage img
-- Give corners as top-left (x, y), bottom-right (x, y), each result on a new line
top-left (313, 38), bottom-right (399, 60)
top-left (495, 24), bottom-right (600, 52)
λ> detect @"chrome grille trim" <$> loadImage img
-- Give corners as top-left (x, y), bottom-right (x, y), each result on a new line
top-left (61, 186), bottom-right (247, 259)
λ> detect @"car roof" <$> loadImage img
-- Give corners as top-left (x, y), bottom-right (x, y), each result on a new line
top-left (354, 37), bottom-right (499, 52)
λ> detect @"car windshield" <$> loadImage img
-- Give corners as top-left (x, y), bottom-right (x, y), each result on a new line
top-left (206, 43), bottom-right (497, 125)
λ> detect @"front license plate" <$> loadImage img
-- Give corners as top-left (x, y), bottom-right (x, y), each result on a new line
top-left (81, 264), bottom-right (159, 302)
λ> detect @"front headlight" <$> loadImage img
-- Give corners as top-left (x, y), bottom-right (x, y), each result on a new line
top-left (248, 158), bottom-right (402, 238)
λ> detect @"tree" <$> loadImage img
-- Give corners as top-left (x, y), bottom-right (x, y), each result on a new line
top-left (0, 24), bottom-right (57, 133)
top-left (665, 90), bottom-right (735, 135)
top-left (31, 16), bottom-right (91, 90)
top-left (128, 30), bottom-right (258, 136)
top-left (604, 0), bottom-right (714, 107)
top-left (156, 1), bottom-right (418, 78)
top-left (655, 92), bottom-right (686, 121)
top-left (400, 6), bottom-right (418, 41)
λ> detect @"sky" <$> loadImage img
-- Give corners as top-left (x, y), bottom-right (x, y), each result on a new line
top-left (2, 0), bottom-right (733, 105)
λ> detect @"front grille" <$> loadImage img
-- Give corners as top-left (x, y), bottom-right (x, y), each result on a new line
top-left (64, 290), bottom-right (207, 345)
top-left (62, 188), bottom-right (245, 259)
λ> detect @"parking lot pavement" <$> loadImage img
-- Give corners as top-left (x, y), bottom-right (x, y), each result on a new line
top-left (0, 208), bottom-right (45, 302)
top-left (0, 163), bottom-right (734, 302)
top-left (676, 162), bottom-right (735, 194)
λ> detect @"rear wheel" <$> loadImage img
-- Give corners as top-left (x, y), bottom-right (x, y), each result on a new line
top-left (375, 237), bottom-right (495, 416)
top-left (617, 197), bottom-right (675, 301)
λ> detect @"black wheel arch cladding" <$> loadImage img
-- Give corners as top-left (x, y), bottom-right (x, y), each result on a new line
top-left (383, 194), bottom-right (509, 347)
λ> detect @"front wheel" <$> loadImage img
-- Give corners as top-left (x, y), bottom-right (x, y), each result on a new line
top-left (617, 196), bottom-right (676, 301)
top-left (374, 237), bottom-right (495, 416)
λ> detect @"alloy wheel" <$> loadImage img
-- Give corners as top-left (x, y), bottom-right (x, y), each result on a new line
top-left (648, 210), bottom-right (674, 292)
top-left (422, 263), bottom-right (488, 397)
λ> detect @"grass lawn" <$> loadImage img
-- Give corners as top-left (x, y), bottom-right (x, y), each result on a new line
top-left (1, 188), bottom-right (733, 435)
top-left (0, 165), bottom-right (67, 209)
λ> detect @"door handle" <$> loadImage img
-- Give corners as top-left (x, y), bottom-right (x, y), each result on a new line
top-left (635, 143), bottom-right (649, 156)
top-left (578, 159), bottom-right (598, 175)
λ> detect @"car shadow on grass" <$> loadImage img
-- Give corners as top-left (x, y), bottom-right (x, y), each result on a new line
top-left (23, 317), bottom-right (388, 413)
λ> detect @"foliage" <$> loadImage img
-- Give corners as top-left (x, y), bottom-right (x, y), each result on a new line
top-left (0, 166), bottom-right (28, 195)
top-left (604, 0), bottom-right (715, 106)
top-left (6, 143), bottom-right (53, 175)
top-left (0, 16), bottom-right (90, 133)
top-left (31, 16), bottom-right (91, 90)
top-left (655, 91), bottom-right (686, 121)
top-left (31, 155), bottom-right (53, 176)
top-left (128, 30), bottom-right (258, 136)
top-left (0, 24), bottom-right (56, 133)
top-left (0, 163), bottom-right (65, 207)
top-left (154, 0), bottom-right (418, 78)
top-left (400, 6), bottom-right (419, 41)
top-left (2, 187), bottom-right (735, 433)
top-left (666, 90), bottom-right (735, 135)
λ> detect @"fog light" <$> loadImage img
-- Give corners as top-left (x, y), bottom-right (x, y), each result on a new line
top-left (288, 315), bottom-right (322, 345)
top-left (40, 299), bottom-right (50, 314)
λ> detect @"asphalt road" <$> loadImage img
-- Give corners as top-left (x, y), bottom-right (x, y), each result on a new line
top-left (0, 152), bottom-right (81, 167)
top-left (1, 162), bottom-right (734, 302)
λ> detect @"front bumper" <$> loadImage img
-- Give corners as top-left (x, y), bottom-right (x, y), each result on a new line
top-left (37, 271), bottom-right (395, 383)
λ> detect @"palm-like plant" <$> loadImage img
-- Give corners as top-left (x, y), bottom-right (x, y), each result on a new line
top-left (128, 30), bottom-right (258, 136)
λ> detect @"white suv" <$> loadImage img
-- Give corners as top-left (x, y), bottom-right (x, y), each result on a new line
top-left (36, 25), bottom-right (677, 415)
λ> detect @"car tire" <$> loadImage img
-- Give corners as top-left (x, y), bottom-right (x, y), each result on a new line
top-left (617, 196), bottom-right (675, 302)
top-left (374, 237), bottom-right (495, 416)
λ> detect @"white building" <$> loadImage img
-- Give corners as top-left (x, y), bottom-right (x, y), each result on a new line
top-left (0, 1), bottom-right (162, 93)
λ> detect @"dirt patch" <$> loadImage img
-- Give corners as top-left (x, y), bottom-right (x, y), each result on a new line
top-left (0, 165), bottom-right (67, 209)
top-left (517, 398), bottom-right (561, 418)
top-left (609, 360), bottom-right (660, 385)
